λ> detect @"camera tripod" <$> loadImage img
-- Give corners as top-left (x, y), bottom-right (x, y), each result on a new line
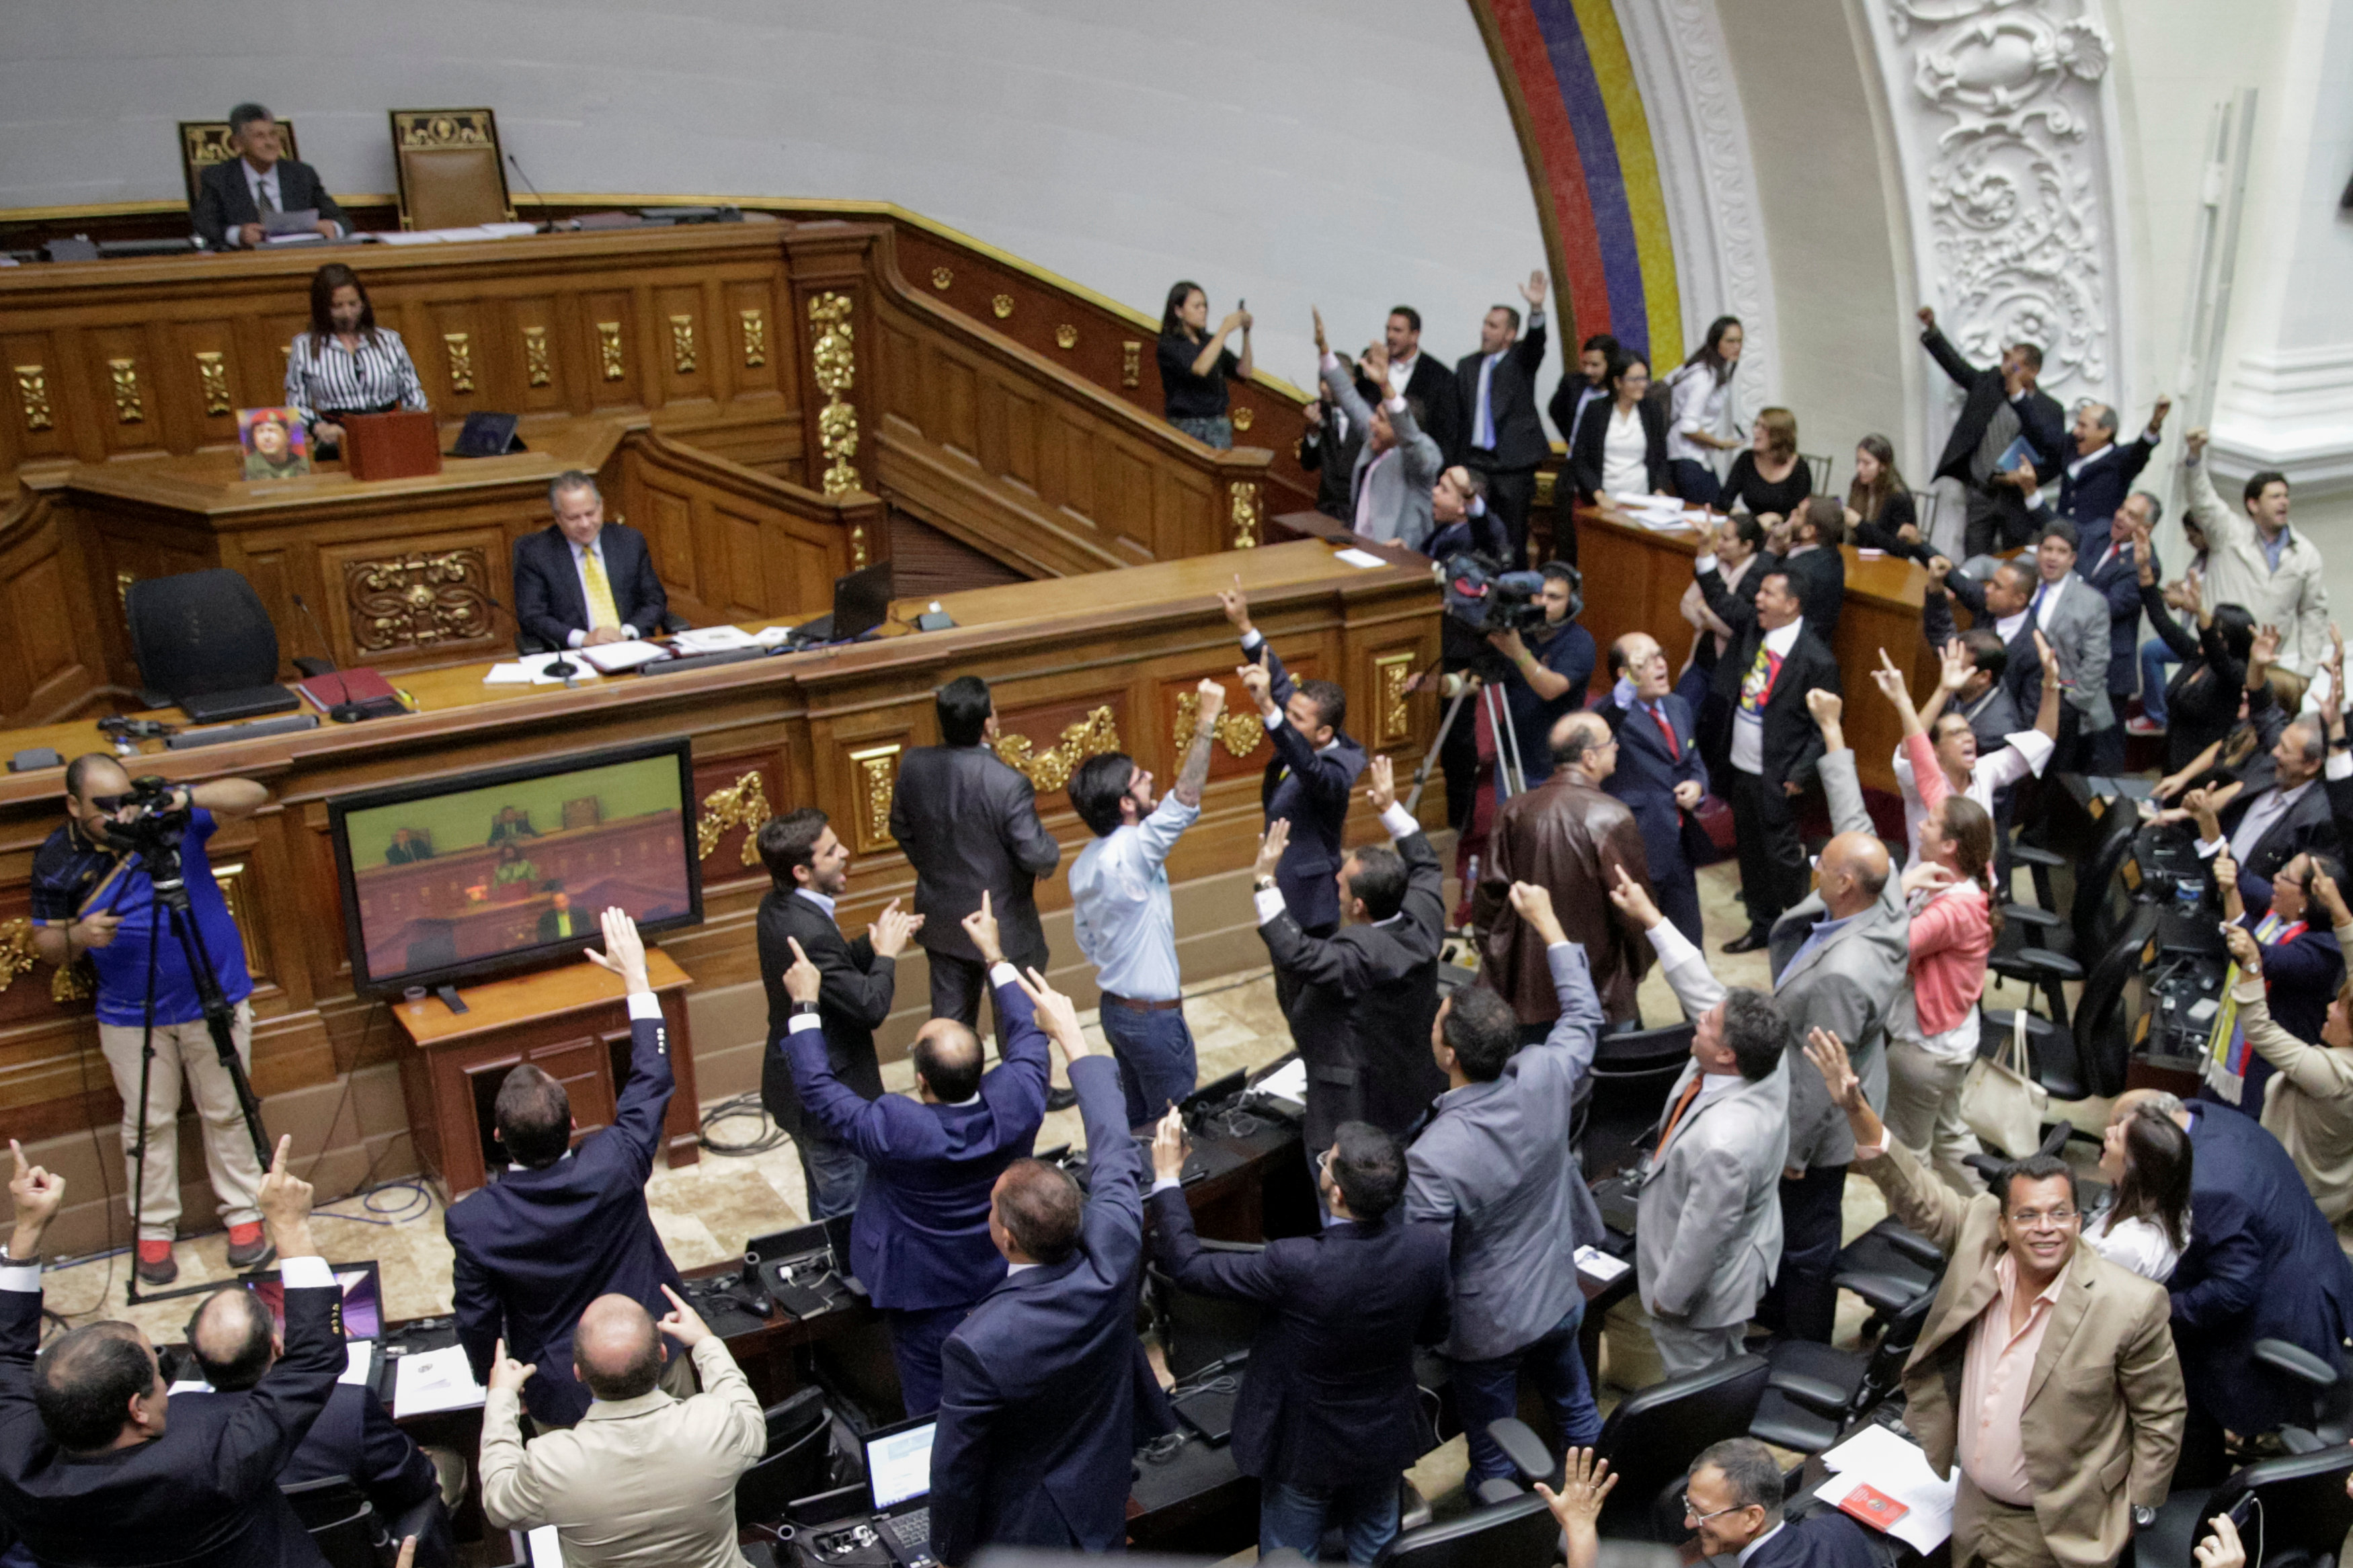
top-left (1404, 669), bottom-right (1531, 817)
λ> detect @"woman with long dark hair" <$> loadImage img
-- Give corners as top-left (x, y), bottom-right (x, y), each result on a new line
top-left (1661, 315), bottom-right (1743, 504)
top-left (1156, 280), bottom-right (1252, 448)
top-left (2085, 1104), bottom-right (2194, 1280)
top-left (1845, 434), bottom-right (1932, 563)
top-left (1568, 353), bottom-right (1669, 503)
top-left (2131, 509), bottom-right (2259, 772)
top-left (282, 263), bottom-right (427, 451)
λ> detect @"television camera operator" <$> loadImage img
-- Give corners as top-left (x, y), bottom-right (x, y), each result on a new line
top-left (29, 757), bottom-right (271, 1288)
top-left (1414, 558), bottom-right (1593, 811)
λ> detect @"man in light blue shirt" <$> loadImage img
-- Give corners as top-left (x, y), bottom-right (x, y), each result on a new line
top-left (1066, 677), bottom-right (1228, 1124)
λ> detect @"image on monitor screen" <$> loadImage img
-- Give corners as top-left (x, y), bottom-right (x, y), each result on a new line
top-left (330, 740), bottom-right (701, 993)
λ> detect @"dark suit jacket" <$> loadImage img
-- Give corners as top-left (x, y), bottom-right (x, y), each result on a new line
top-left (510, 524), bottom-right (669, 653)
top-left (1778, 544), bottom-right (1847, 643)
top-left (534, 906), bottom-right (591, 943)
top-left (0, 1264), bottom-right (344, 1568)
top-left (1548, 376), bottom-right (1607, 464)
top-left (1921, 324), bottom-right (2065, 486)
top-left (1698, 571), bottom-right (1841, 790)
top-left (1375, 354), bottom-right (1465, 468)
top-left (2077, 525), bottom-right (2151, 695)
top-left (1455, 317), bottom-right (1549, 470)
top-left (757, 886), bottom-right (892, 1139)
top-left (785, 966), bottom-right (1049, 1312)
top-left (1146, 1189), bottom-right (1450, 1488)
top-left (1921, 587), bottom-right (2028, 752)
top-left (190, 156), bottom-right (350, 249)
top-left (1298, 412), bottom-right (1365, 521)
top-left (1251, 638), bottom-right (1368, 932)
top-left (930, 1055), bottom-right (1156, 1563)
top-left (2055, 434), bottom-right (2155, 526)
top-left (1568, 394), bottom-right (1670, 502)
top-left (385, 840), bottom-right (432, 865)
top-left (1942, 569), bottom-right (2044, 720)
top-left (1599, 690), bottom-right (1708, 884)
top-left (1749, 1510), bottom-right (1882, 1568)
top-left (890, 744), bottom-right (1061, 965)
top-left (1259, 828), bottom-right (1447, 1149)
top-left (2171, 1102), bottom-right (2353, 1433)
top-left (2213, 774), bottom-right (2348, 892)
top-left (445, 1009), bottom-right (685, 1428)
top-left (173, 1383), bottom-right (440, 1538)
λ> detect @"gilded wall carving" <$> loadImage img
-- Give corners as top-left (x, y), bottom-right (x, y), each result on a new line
top-left (994, 707), bottom-right (1120, 792)
top-left (809, 292), bottom-right (862, 495)
top-left (524, 326), bottom-right (551, 387)
top-left (195, 351), bottom-right (231, 415)
top-left (848, 743), bottom-right (901, 852)
top-left (344, 548), bottom-right (495, 651)
top-left (739, 308), bottom-right (767, 368)
top-left (669, 314), bottom-right (698, 374)
top-left (108, 358), bottom-right (144, 423)
top-left (597, 321), bottom-right (626, 381)
top-left (15, 367), bottom-right (52, 432)
top-left (1228, 481), bottom-right (1261, 550)
top-left (442, 333), bottom-right (475, 393)
top-left (696, 771), bottom-right (771, 865)
top-left (1173, 690), bottom-right (1265, 759)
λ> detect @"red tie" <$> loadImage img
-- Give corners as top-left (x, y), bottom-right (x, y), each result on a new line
top-left (1654, 1075), bottom-right (1703, 1159)
top-left (1650, 704), bottom-right (1679, 759)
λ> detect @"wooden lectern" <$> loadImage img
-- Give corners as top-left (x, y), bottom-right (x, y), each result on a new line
top-left (342, 410), bottom-right (444, 482)
top-left (393, 947), bottom-right (700, 1197)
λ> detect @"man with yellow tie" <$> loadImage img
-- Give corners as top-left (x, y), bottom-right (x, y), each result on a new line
top-left (512, 470), bottom-right (673, 653)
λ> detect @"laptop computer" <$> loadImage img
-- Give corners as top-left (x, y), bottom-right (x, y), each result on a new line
top-left (863, 1414), bottom-right (939, 1568)
top-left (244, 1258), bottom-right (384, 1342)
top-left (791, 561), bottom-right (894, 645)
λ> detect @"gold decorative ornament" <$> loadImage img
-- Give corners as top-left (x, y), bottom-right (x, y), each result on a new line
top-left (696, 771), bottom-right (772, 865)
top-left (210, 862), bottom-right (266, 978)
top-left (115, 570), bottom-right (134, 618)
top-left (739, 308), bottom-right (767, 368)
top-left (194, 351), bottom-right (231, 415)
top-left (1054, 325), bottom-right (1078, 349)
top-left (344, 548), bottom-right (495, 651)
top-left (442, 332), bottom-right (475, 394)
top-left (849, 524), bottom-right (869, 570)
top-left (597, 321), bottom-right (626, 381)
top-left (930, 267), bottom-right (953, 290)
top-left (1174, 689), bottom-right (1266, 760)
top-left (1228, 481), bottom-right (1262, 550)
top-left (668, 314), bottom-right (697, 374)
top-left (808, 292), bottom-right (862, 495)
top-left (15, 366), bottom-right (52, 431)
top-left (396, 111), bottom-right (494, 149)
top-left (0, 917), bottom-right (37, 993)
top-left (1373, 653), bottom-right (1415, 745)
top-left (108, 358), bottom-right (144, 423)
top-left (523, 325), bottom-right (551, 387)
top-left (52, 959), bottom-right (92, 1004)
top-left (848, 743), bottom-right (902, 852)
top-left (1121, 341), bottom-right (1142, 388)
top-left (1230, 406), bottom-right (1254, 432)
top-left (1533, 470), bottom-right (1556, 508)
top-left (991, 294), bottom-right (1014, 319)
top-left (994, 706), bottom-right (1120, 792)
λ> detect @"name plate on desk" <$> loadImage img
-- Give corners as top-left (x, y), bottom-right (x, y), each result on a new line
top-left (343, 410), bottom-right (444, 482)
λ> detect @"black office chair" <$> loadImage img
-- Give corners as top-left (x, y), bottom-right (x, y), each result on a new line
top-left (734, 1387), bottom-right (836, 1528)
top-left (1582, 1020), bottom-right (1694, 1180)
top-left (1961, 1120), bottom-right (2072, 1191)
top-left (1749, 1280), bottom-right (1937, 1454)
top-left (1371, 1489), bottom-right (1560, 1568)
top-left (2254, 1337), bottom-right (2353, 1453)
top-left (278, 1475), bottom-right (388, 1568)
top-left (1831, 1218), bottom-right (1943, 1320)
top-left (2072, 809), bottom-right (2145, 958)
top-left (1592, 1353), bottom-right (1771, 1540)
top-left (2069, 903), bottom-right (2161, 1102)
top-left (2137, 1444), bottom-right (2353, 1568)
top-left (1147, 1247), bottom-right (1265, 1381)
top-left (124, 569), bottom-right (301, 722)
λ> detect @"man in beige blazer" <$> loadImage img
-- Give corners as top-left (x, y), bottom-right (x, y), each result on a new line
top-left (481, 1285), bottom-right (766, 1568)
top-left (1805, 1029), bottom-right (2184, 1568)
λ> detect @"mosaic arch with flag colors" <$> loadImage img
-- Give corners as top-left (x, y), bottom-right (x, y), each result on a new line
top-left (1472, 0), bottom-right (1685, 369)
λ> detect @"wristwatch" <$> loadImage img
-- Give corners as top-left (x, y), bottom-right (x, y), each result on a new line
top-left (791, 1001), bottom-right (820, 1020)
top-left (1254, 875), bottom-right (1277, 892)
top-left (2132, 1505), bottom-right (2156, 1530)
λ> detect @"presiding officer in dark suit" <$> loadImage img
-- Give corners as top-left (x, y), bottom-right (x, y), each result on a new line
top-left (891, 675), bottom-right (1064, 1049)
top-left (756, 807), bottom-right (918, 1221)
top-left (928, 972), bottom-right (1169, 1565)
top-left (0, 1134), bottom-right (356, 1568)
top-left (1146, 1116), bottom-right (1449, 1563)
top-left (182, 1287), bottom-right (456, 1567)
top-left (445, 909), bottom-right (687, 1430)
top-left (1455, 272), bottom-right (1552, 565)
top-left (190, 103), bottom-right (346, 249)
top-left (1599, 630), bottom-right (1709, 946)
top-left (512, 471), bottom-right (672, 653)
top-left (783, 895), bottom-right (1049, 1416)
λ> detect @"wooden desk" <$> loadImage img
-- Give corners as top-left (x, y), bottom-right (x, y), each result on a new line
top-left (1572, 503), bottom-right (1942, 794)
top-left (0, 538), bottom-right (1441, 1255)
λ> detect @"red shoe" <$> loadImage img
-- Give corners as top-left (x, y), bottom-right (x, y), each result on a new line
top-left (136, 1240), bottom-right (179, 1286)
top-left (226, 1222), bottom-right (275, 1270)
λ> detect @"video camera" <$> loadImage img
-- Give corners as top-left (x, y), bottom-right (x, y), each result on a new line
top-left (1439, 552), bottom-right (1562, 638)
top-left (96, 775), bottom-right (193, 869)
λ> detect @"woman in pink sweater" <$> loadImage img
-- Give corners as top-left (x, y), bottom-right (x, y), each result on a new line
top-left (1871, 651), bottom-right (2001, 1194)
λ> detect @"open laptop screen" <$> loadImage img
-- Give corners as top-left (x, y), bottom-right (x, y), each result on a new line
top-left (865, 1418), bottom-right (936, 1510)
top-left (246, 1260), bottom-right (383, 1341)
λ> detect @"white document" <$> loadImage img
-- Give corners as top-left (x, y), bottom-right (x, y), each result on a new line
top-left (1815, 1424), bottom-right (1956, 1553)
top-left (525, 1525), bottom-right (567, 1566)
top-left (484, 653), bottom-right (601, 686)
top-left (1333, 547), bottom-right (1388, 569)
top-left (1251, 1057), bottom-right (1309, 1110)
top-left (170, 1339), bottom-right (374, 1396)
top-left (481, 222), bottom-right (541, 239)
top-left (754, 626), bottom-right (797, 647)
top-left (672, 625), bottom-right (758, 653)
top-left (1573, 1245), bottom-right (1631, 1284)
top-left (575, 638), bottom-right (669, 673)
top-left (393, 1344), bottom-right (487, 1417)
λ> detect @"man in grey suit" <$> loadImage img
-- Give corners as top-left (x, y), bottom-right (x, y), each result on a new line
top-left (891, 676), bottom-right (1064, 1060)
top-left (1314, 309), bottom-right (1441, 553)
top-left (1405, 883), bottom-right (1607, 1486)
top-left (2020, 518), bottom-right (2114, 772)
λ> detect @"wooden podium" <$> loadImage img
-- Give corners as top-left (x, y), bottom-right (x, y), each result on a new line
top-left (342, 409), bottom-right (444, 481)
top-left (392, 948), bottom-right (701, 1197)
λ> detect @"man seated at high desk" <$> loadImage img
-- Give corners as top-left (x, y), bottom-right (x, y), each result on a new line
top-left (190, 102), bottom-right (346, 250)
top-left (536, 885), bottom-right (589, 943)
top-left (512, 470), bottom-right (672, 652)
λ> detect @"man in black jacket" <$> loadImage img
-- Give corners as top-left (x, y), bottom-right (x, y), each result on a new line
top-left (1378, 306), bottom-right (1464, 466)
top-left (180, 1287), bottom-right (456, 1567)
top-left (511, 472), bottom-right (670, 653)
top-left (189, 104), bottom-right (346, 249)
top-left (1298, 355), bottom-right (1365, 522)
top-left (756, 807), bottom-right (918, 1219)
top-left (1778, 498), bottom-right (1849, 642)
top-left (1455, 272), bottom-right (1551, 566)
top-left (1146, 1116), bottom-right (1449, 1563)
top-left (1693, 561), bottom-right (1841, 952)
top-left (1252, 758), bottom-right (1447, 1153)
top-left (1, 1134), bottom-right (354, 1568)
top-left (891, 676), bottom-right (1063, 1049)
top-left (1917, 305), bottom-right (2066, 556)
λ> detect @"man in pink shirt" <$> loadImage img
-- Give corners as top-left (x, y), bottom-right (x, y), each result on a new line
top-left (1804, 1030), bottom-right (2184, 1568)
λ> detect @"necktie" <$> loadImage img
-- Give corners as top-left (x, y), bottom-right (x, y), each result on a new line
top-left (580, 544), bottom-right (621, 630)
top-left (1648, 702), bottom-right (1679, 759)
top-left (1654, 1075), bottom-right (1703, 1159)
top-left (256, 176), bottom-right (276, 215)
top-left (1476, 356), bottom-right (1498, 449)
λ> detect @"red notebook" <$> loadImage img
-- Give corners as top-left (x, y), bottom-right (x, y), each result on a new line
top-left (296, 667), bottom-right (403, 712)
top-left (1837, 1483), bottom-right (1911, 1531)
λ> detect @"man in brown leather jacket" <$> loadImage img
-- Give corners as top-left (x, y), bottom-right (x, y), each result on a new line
top-left (1474, 710), bottom-right (1657, 1029)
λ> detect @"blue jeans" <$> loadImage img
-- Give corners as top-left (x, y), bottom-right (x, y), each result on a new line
top-left (1259, 1476), bottom-right (1402, 1564)
top-left (2140, 636), bottom-right (2180, 723)
top-left (1449, 1298), bottom-right (1602, 1483)
top-left (1098, 1000), bottom-right (1197, 1127)
top-left (798, 1119), bottom-right (866, 1220)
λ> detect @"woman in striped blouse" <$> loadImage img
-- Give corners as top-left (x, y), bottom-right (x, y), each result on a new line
top-left (282, 263), bottom-right (427, 449)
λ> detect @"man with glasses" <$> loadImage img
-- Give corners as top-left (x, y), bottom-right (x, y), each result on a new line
top-left (1669, 1439), bottom-right (1876, 1568)
top-left (1806, 1031), bottom-right (2184, 1568)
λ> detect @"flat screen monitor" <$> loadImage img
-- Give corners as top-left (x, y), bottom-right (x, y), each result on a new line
top-left (246, 1259), bottom-right (383, 1341)
top-left (327, 737), bottom-right (702, 995)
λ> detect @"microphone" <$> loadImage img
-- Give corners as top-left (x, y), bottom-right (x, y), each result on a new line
top-left (507, 153), bottom-right (558, 230)
top-left (476, 588), bottom-right (580, 679)
top-left (288, 593), bottom-right (337, 673)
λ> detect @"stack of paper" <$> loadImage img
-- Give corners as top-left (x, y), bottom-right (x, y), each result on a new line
top-left (575, 639), bottom-right (669, 673)
top-left (672, 626), bottom-right (760, 654)
top-left (483, 653), bottom-right (602, 686)
top-left (1333, 547), bottom-right (1388, 569)
top-left (524, 1525), bottom-right (567, 1566)
top-left (392, 1343), bottom-right (487, 1417)
top-left (1814, 1423), bottom-right (1956, 1553)
top-left (372, 222), bottom-right (540, 247)
top-left (1572, 1244), bottom-right (1630, 1284)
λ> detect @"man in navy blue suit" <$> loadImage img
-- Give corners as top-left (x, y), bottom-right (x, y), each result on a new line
top-left (2114, 1089), bottom-right (2353, 1479)
top-left (1543, 1439), bottom-right (1874, 1568)
top-left (2048, 396), bottom-right (2169, 529)
top-left (928, 971), bottom-right (1163, 1564)
top-left (1597, 630), bottom-right (1709, 945)
top-left (510, 472), bottom-right (671, 653)
top-left (781, 893), bottom-right (1051, 1416)
top-left (2076, 491), bottom-right (2165, 772)
top-left (446, 908), bottom-right (686, 1430)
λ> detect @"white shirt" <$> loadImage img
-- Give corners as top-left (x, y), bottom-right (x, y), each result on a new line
top-left (1386, 352), bottom-right (1419, 398)
top-left (1601, 403), bottom-right (1648, 496)
top-left (1665, 362), bottom-right (1732, 465)
top-left (237, 157), bottom-right (342, 245)
top-left (2199, 776), bottom-right (2321, 861)
top-left (1729, 618), bottom-right (1805, 775)
top-left (1892, 729), bottom-right (2057, 864)
top-left (795, 887), bottom-right (837, 919)
top-left (1737, 1523), bottom-right (1788, 1568)
top-left (2083, 1209), bottom-right (2184, 1282)
top-left (566, 537), bottom-right (642, 648)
